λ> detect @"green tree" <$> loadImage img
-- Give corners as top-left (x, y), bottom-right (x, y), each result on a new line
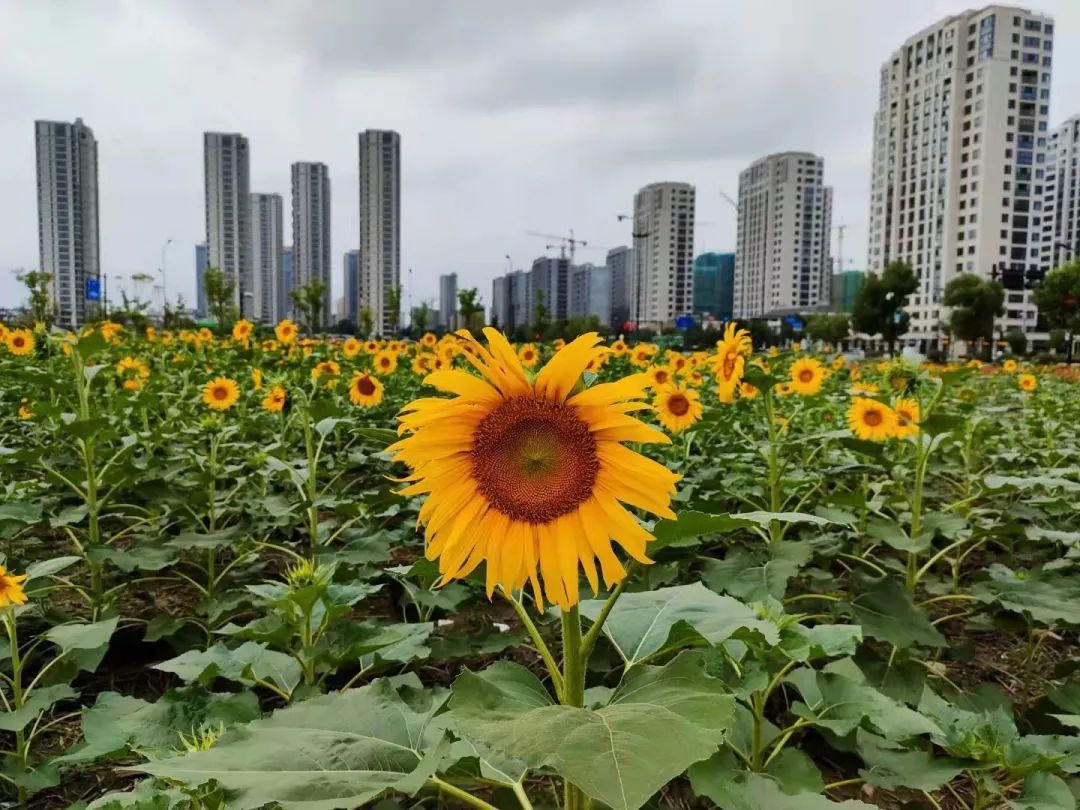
top-left (15, 270), bottom-right (54, 326)
top-left (1033, 260), bottom-right (1080, 360)
top-left (942, 273), bottom-right (1004, 360)
top-left (851, 261), bottom-right (918, 355)
top-left (411, 301), bottom-right (431, 333)
top-left (385, 285), bottom-right (402, 336)
top-left (531, 288), bottom-right (549, 336)
top-left (358, 307), bottom-right (375, 338)
top-left (1003, 328), bottom-right (1027, 356)
top-left (457, 287), bottom-right (484, 333)
top-left (202, 267), bottom-right (237, 329)
top-left (806, 313), bottom-right (850, 347)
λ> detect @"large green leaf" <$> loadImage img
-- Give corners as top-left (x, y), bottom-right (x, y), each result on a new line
top-left (448, 653), bottom-right (735, 810)
top-left (1008, 773), bottom-right (1076, 810)
top-left (848, 577), bottom-right (944, 648)
top-left (140, 678), bottom-right (447, 810)
top-left (0, 684), bottom-right (76, 732)
top-left (690, 768), bottom-right (877, 809)
top-left (973, 565), bottom-right (1080, 626)
top-left (855, 732), bottom-right (964, 790)
top-left (579, 583), bottom-right (779, 666)
top-left (45, 616), bottom-right (119, 674)
top-left (154, 641), bottom-right (302, 696)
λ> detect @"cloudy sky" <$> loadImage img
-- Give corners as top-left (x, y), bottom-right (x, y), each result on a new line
top-left (3, 0), bottom-right (1080, 314)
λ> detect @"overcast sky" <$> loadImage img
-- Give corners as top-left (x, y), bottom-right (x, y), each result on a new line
top-left (4, 0), bottom-right (1080, 314)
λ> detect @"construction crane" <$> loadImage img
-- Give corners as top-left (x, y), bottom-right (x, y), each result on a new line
top-left (526, 229), bottom-right (589, 264)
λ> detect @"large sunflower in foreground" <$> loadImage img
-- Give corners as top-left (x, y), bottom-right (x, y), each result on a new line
top-left (713, 322), bottom-right (751, 403)
top-left (5, 328), bottom-right (35, 357)
top-left (653, 385), bottom-right (703, 433)
top-left (390, 329), bottom-right (680, 610)
top-left (848, 397), bottom-right (897, 441)
top-left (789, 357), bottom-right (825, 396)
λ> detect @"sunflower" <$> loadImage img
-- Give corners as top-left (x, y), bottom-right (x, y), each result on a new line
top-left (789, 357), bottom-right (825, 396)
top-left (739, 381), bottom-right (759, 400)
top-left (653, 386), bottom-right (703, 433)
top-left (852, 381), bottom-right (879, 394)
top-left (18, 399), bottom-right (33, 421)
top-left (1002, 359), bottom-right (1018, 373)
top-left (275, 319), bottom-right (298, 345)
top-left (518, 343), bottom-right (540, 368)
top-left (363, 339), bottom-right (379, 354)
top-left (552, 338), bottom-right (566, 351)
top-left (893, 397), bottom-right (920, 438)
top-left (832, 355), bottom-right (846, 370)
top-left (251, 368), bottom-right (264, 390)
top-left (630, 344), bottom-right (656, 368)
top-left (610, 339), bottom-right (628, 356)
top-left (311, 360), bottom-right (341, 382)
top-left (342, 337), bottom-right (362, 358)
top-left (0, 565), bottom-right (28, 606)
top-left (101, 321), bottom-right (125, 342)
top-left (0, 324), bottom-right (7, 342)
top-left (202, 376), bottom-right (240, 411)
top-left (373, 350), bottom-right (398, 376)
top-left (848, 397), bottom-right (897, 441)
top-left (646, 364), bottom-right (675, 389)
top-left (116, 356), bottom-right (150, 391)
top-left (713, 322), bottom-right (751, 403)
top-left (5, 329), bottom-right (35, 356)
top-left (421, 332), bottom-right (438, 348)
top-left (1018, 373), bottom-right (1037, 392)
top-left (349, 372), bottom-right (384, 407)
top-left (263, 385), bottom-right (287, 413)
top-left (390, 329), bottom-right (679, 610)
top-left (232, 319), bottom-right (254, 343)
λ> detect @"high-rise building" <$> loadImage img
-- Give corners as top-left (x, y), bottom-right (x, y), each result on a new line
top-left (606, 246), bottom-right (633, 331)
top-left (631, 182), bottom-right (695, 330)
top-left (492, 275), bottom-right (510, 330)
top-left (204, 132), bottom-right (252, 319)
top-left (867, 7), bottom-right (1054, 346)
top-left (35, 118), bottom-right (100, 328)
top-left (358, 130), bottom-right (401, 335)
top-left (510, 270), bottom-right (532, 333)
top-left (344, 250), bottom-right (360, 324)
top-left (530, 256), bottom-right (571, 323)
top-left (569, 263), bottom-right (612, 326)
top-left (1042, 115), bottom-right (1080, 274)
top-left (280, 246), bottom-right (294, 322)
top-left (831, 270), bottom-right (867, 313)
top-left (734, 153), bottom-right (832, 319)
top-left (693, 252), bottom-right (735, 322)
top-left (250, 193), bottom-right (283, 324)
top-left (439, 273), bottom-right (459, 330)
top-left (195, 242), bottom-right (208, 318)
top-left (291, 162), bottom-right (332, 328)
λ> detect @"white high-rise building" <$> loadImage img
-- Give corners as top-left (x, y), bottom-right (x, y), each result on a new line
top-left (734, 152), bottom-right (833, 319)
top-left (250, 193), bottom-right (283, 324)
top-left (631, 182), bottom-right (695, 330)
top-left (358, 130), bottom-right (401, 335)
top-left (204, 132), bottom-right (252, 319)
top-left (291, 162), bottom-right (332, 328)
top-left (35, 118), bottom-right (100, 328)
top-left (439, 272), bottom-right (459, 330)
top-left (867, 6), bottom-right (1054, 347)
top-left (1042, 115), bottom-right (1080, 274)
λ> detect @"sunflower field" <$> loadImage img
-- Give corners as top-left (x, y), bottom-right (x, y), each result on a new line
top-left (1, 319), bottom-right (1080, 810)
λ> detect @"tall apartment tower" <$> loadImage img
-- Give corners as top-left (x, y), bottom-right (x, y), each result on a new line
top-left (35, 118), bottom-right (100, 328)
top-left (1042, 115), bottom-right (1080, 274)
top-left (344, 250), bottom-right (360, 324)
top-left (438, 272), bottom-right (458, 330)
top-left (867, 7), bottom-right (1054, 346)
top-left (358, 130), bottom-right (401, 335)
top-left (203, 132), bottom-right (252, 319)
top-left (606, 246), bottom-right (634, 331)
top-left (250, 193), bottom-right (283, 324)
top-left (733, 153), bottom-right (832, 319)
top-left (291, 162), bottom-right (332, 328)
top-left (280, 246), bottom-right (294, 321)
top-left (631, 182), bottom-right (695, 330)
top-left (195, 242), bottom-right (209, 318)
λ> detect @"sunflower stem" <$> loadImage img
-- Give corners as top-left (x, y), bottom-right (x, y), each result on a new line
top-left (502, 590), bottom-right (564, 701)
top-left (427, 776), bottom-right (501, 810)
top-left (561, 606), bottom-right (587, 810)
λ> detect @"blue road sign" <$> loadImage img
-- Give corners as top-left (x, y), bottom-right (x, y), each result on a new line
top-left (783, 315), bottom-right (804, 331)
top-left (675, 314), bottom-right (695, 330)
top-left (86, 277), bottom-right (101, 302)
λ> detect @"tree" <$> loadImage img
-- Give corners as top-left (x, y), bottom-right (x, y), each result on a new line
top-left (458, 287), bottom-right (484, 333)
top-left (358, 307), bottom-right (375, 338)
top-left (1033, 260), bottom-right (1080, 361)
top-left (1004, 328), bottom-right (1027, 357)
top-left (531, 288), bottom-right (549, 336)
top-left (806, 313), bottom-right (851, 347)
top-left (411, 301), bottom-right (431, 333)
top-left (15, 270), bottom-right (54, 326)
top-left (290, 281), bottom-right (327, 333)
top-left (851, 261), bottom-right (918, 355)
top-left (386, 285), bottom-right (402, 336)
top-left (203, 267), bottom-right (237, 329)
top-left (942, 273), bottom-right (1004, 360)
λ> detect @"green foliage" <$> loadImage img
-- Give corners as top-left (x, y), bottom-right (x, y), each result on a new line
top-left (457, 287), bottom-right (484, 333)
top-left (943, 273), bottom-right (1005, 357)
top-left (851, 261), bottom-right (918, 353)
top-left (202, 266), bottom-right (237, 328)
top-left (14, 270), bottom-right (53, 326)
top-left (805, 313), bottom-right (850, 346)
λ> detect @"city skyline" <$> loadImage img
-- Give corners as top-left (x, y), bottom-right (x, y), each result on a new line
top-left (5, 2), bottom-right (1080, 317)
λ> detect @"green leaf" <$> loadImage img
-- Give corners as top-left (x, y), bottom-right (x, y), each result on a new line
top-left (139, 678), bottom-right (447, 809)
top-left (1009, 773), bottom-right (1077, 810)
top-left (355, 427), bottom-right (399, 446)
top-left (973, 565), bottom-right (1080, 625)
top-left (169, 528), bottom-right (241, 550)
top-left (984, 474), bottom-right (1080, 493)
top-left (579, 583), bottom-right (779, 666)
top-left (849, 577), bottom-right (944, 648)
top-left (0, 501), bottom-right (42, 524)
top-left (866, 517), bottom-right (924, 553)
top-left (780, 624), bottom-right (863, 662)
top-left (766, 748), bottom-right (824, 795)
top-left (918, 413), bottom-right (966, 436)
top-left (856, 733), bottom-right (964, 790)
top-left (691, 769), bottom-right (877, 809)
top-left (0, 684), bottom-right (76, 732)
top-left (315, 416), bottom-right (343, 437)
top-left (24, 555), bottom-right (81, 582)
top-left (790, 669), bottom-right (939, 739)
top-left (45, 617), bottom-right (118, 673)
top-left (650, 511), bottom-right (757, 552)
top-left (358, 622), bottom-right (434, 669)
top-left (154, 641), bottom-right (302, 696)
top-left (448, 653), bottom-right (735, 810)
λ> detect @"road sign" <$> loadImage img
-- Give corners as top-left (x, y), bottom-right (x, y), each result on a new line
top-left (783, 315), bottom-right (804, 331)
top-left (86, 277), bottom-right (101, 302)
top-left (675, 314), bottom-right (695, 330)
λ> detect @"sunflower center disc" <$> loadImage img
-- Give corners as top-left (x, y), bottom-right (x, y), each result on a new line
top-left (356, 376), bottom-right (377, 396)
top-left (667, 394), bottom-right (690, 416)
top-left (472, 397), bottom-right (598, 524)
top-left (799, 370), bottom-right (814, 383)
top-left (864, 409), bottom-right (882, 427)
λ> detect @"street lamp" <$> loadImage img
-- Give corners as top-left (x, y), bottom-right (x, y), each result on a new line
top-left (505, 254), bottom-right (513, 273)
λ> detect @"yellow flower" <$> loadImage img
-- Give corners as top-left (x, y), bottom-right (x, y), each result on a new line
top-left (275, 319), bottom-right (298, 345)
top-left (342, 337), bottom-right (362, 358)
top-left (421, 332), bottom-right (438, 348)
top-left (311, 360), bottom-right (341, 381)
top-left (146, 326), bottom-right (157, 342)
top-left (363, 339), bottom-right (380, 354)
top-left (791, 341), bottom-right (802, 352)
top-left (251, 368), bottom-right (264, 390)
top-left (768, 346), bottom-right (779, 357)
top-left (262, 385), bottom-right (287, 413)
top-left (101, 321), bottom-right (124, 342)
top-left (1002, 359), bottom-right (1018, 373)
top-left (232, 319), bottom-right (254, 343)
top-left (0, 565), bottom-right (28, 606)
top-left (5, 329), bottom-right (35, 357)
top-left (18, 399), bottom-right (33, 421)
top-left (202, 377), bottom-right (240, 411)
top-left (197, 327), bottom-right (213, 344)
top-left (653, 386), bottom-right (703, 434)
top-left (739, 382), bottom-right (759, 400)
top-left (893, 398), bottom-right (920, 438)
top-left (373, 350), bottom-right (398, 376)
top-left (848, 397), bottom-right (897, 441)
top-left (646, 365), bottom-right (675, 390)
top-left (389, 329), bottom-right (678, 610)
top-left (789, 357), bottom-right (825, 396)
top-left (832, 356), bottom-right (846, 371)
top-left (412, 353), bottom-right (437, 375)
top-left (852, 381), bottom-right (879, 394)
top-left (713, 322), bottom-right (751, 403)
top-left (1018, 373), bottom-right (1037, 392)
top-left (348, 372), bottom-right (384, 407)
top-left (552, 338), bottom-right (566, 351)
top-left (518, 343), bottom-right (540, 368)
top-left (610, 339), bottom-right (628, 356)
top-left (630, 344), bottom-right (656, 368)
